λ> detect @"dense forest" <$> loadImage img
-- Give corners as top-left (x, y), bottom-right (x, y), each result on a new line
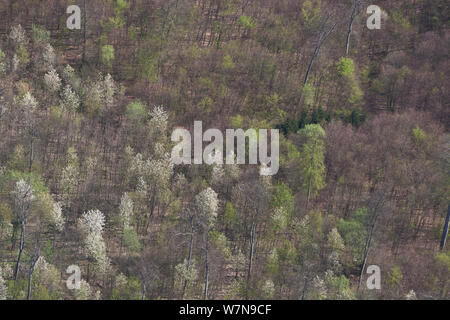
top-left (0, 0), bottom-right (448, 300)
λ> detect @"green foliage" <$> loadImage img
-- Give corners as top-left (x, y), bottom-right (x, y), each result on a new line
top-left (16, 45), bottom-right (29, 65)
top-left (123, 228), bottom-right (141, 253)
top-left (7, 279), bottom-right (27, 300)
top-left (301, 0), bottom-right (321, 26)
top-left (337, 57), bottom-right (355, 78)
top-left (199, 96), bottom-right (213, 112)
top-left (126, 100), bottom-right (147, 122)
top-left (229, 115), bottom-right (243, 128)
top-left (387, 265), bottom-right (403, 289)
top-left (326, 274), bottom-right (355, 300)
top-left (101, 45), bottom-right (115, 68)
top-left (111, 274), bottom-right (141, 300)
top-left (337, 208), bottom-right (368, 266)
top-left (301, 83), bottom-right (315, 107)
top-left (412, 126), bottom-right (427, 147)
top-left (222, 54), bottom-right (234, 70)
top-left (114, 0), bottom-right (130, 15)
top-left (238, 16), bottom-right (256, 29)
top-left (31, 24), bottom-right (50, 44)
top-left (222, 202), bottom-right (238, 229)
top-left (271, 183), bottom-right (294, 215)
top-left (337, 57), bottom-right (363, 106)
top-left (210, 230), bottom-right (231, 258)
top-left (298, 124), bottom-right (326, 198)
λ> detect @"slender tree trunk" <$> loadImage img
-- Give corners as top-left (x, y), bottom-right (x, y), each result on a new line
top-left (82, 0), bottom-right (87, 65)
top-left (182, 219), bottom-right (195, 299)
top-left (303, 45), bottom-right (320, 86)
top-left (246, 221), bottom-right (256, 299)
top-left (345, 3), bottom-right (358, 55)
top-left (141, 283), bottom-right (146, 300)
top-left (301, 276), bottom-right (308, 300)
top-left (358, 212), bottom-right (379, 291)
top-left (440, 204), bottom-right (450, 250)
top-left (27, 256), bottom-right (38, 300)
top-left (306, 177), bottom-right (312, 212)
top-left (14, 220), bottom-right (25, 280)
top-left (203, 231), bottom-right (209, 300)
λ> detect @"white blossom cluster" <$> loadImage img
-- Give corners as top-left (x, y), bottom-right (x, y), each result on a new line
top-left (80, 209), bottom-right (105, 234)
top-left (147, 155), bottom-right (174, 186)
top-left (9, 25), bottom-right (27, 46)
top-left (119, 193), bottom-right (133, 229)
top-left (271, 207), bottom-right (288, 231)
top-left (194, 187), bottom-right (219, 225)
top-left (175, 258), bottom-right (198, 291)
top-left (20, 92), bottom-right (38, 113)
top-left (405, 290), bottom-right (417, 300)
top-left (327, 228), bottom-right (345, 251)
top-left (44, 68), bottom-right (61, 92)
top-left (103, 74), bottom-right (116, 107)
top-left (60, 162), bottom-right (78, 206)
top-left (43, 44), bottom-right (56, 70)
top-left (262, 279), bottom-right (275, 297)
top-left (50, 201), bottom-right (65, 232)
top-left (34, 256), bottom-right (61, 291)
top-left (79, 210), bottom-right (110, 275)
top-left (149, 105), bottom-right (168, 134)
top-left (230, 249), bottom-right (247, 270)
top-left (60, 85), bottom-right (80, 112)
top-left (13, 179), bottom-right (34, 213)
top-left (115, 273), bottom-right (128, 289)
top-left (136, 176), bottom-right (148, 195)
top-left (130, 152), bottom-right (174, 191)
top-left (62, 65), bottom-right (75, 84)
top-left (211, 165), bottom-right (224, 185)
top-left (311, 275), bottom-right (327, 300)
top-left (74, 279), bottom-right (92, 300)
top-left (12, 54), bottom-right (20, 71)
top-left (83, 74), bottom-right (117, 110)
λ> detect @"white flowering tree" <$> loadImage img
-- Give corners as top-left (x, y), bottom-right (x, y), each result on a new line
top-left (128, 143), bottom-right (174, 235)
top-left (44, 68), bottom-right (62, 93)
top-left (60, 85), bottom-right (80, 112)
top-left (12, 179), bottom-right (34, 280)
top-left (9, 24), bottom-right (27, 47)
top-left (34, 256), bottom-right (61, 297)
top-left (59, 147), bottom-right (79, 207)
top-left (195, 187), bottom-right (219, 300)
top-left (79, 209), bottom-right (110, 276)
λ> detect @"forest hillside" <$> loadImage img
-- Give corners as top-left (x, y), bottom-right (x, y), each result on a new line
top-left (0, 0), bottom-right (448, 300)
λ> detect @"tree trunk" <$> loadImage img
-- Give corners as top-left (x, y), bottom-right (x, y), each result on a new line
top-left (203, 231), bottom-right (209, 300)
top-left (345, 2), bottom-right (358, 55)
top-left (246, 221), bottom-right (256, 299)
top-left (301, 276), bottom-right (308, 300)
top-left (82, 0), bottom-right (87, 65)
top-left (27, 257), bottom-right (38, 300)
top-left (358, 212), bottom-right (379, 291)
top-left (14, 220), bottom-right (25, 281)
top-left (141, 283), bottom-right (146, 300)
top-left (182, 219), bottom-right (195, 299)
